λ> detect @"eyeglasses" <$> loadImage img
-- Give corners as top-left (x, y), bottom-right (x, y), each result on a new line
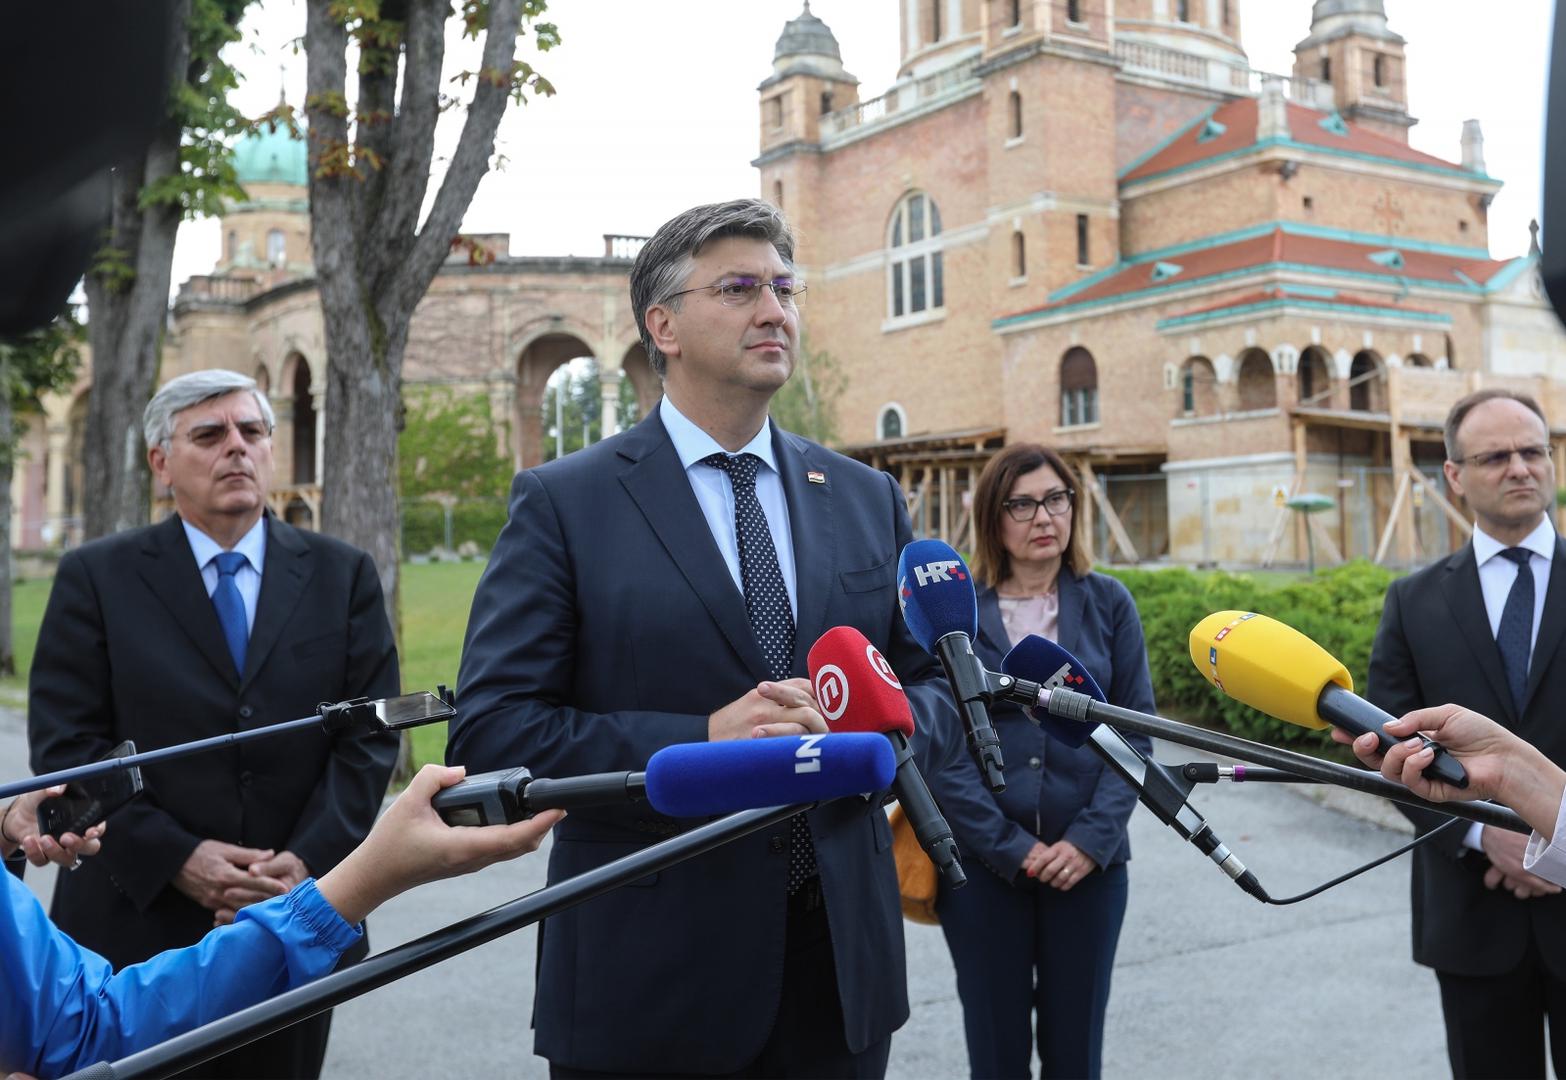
top-left (663, 276), bottom-right (807, 309)
top-left (1002, 490), bottom-right (1074, 522)
top-left (178, 419), bottom-right (273, 449)
top-left (1452, 445), bottom-right (1550, 470)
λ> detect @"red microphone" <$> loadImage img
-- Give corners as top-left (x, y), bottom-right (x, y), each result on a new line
top-left (808, 626), bottom-right (965, 887)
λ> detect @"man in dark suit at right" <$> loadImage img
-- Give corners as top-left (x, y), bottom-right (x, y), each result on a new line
top-left (1369, 387), bottom-right (1566, 1078)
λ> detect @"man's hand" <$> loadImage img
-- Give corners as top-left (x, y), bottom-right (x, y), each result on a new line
top-left (174, 839), bottom-right (286, 921)
top-left (0, 785), bottom-right (106, 868)
top-left (1479, 827), bottom-right (1562, 899)
top-left (708, 678), bottom-right (827, 741)
top-left (212, 850), bottom-right (312, 925)
top-left (1031, 839), bottom-right (1097, 892)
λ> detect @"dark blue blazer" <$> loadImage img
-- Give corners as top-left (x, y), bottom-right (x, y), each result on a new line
top-left (927, 570), bottom-right (1155, 883)
top-left (448, 408), bottom-right (961, 1073)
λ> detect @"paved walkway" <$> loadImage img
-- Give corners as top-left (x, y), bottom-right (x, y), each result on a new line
top-left (2, 706), bottom-right (1454, 1077)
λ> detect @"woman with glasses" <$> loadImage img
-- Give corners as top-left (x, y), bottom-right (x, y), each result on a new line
top-left (929, 442), bottom-right (1155, 1080)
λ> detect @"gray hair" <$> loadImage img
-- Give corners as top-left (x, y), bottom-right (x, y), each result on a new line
top-left (630, 198), bottom-right (797, 378)
top-left (1443, 388), bottom-right (1547, 460)
top-left (143, 369), bottom-right (276, 449)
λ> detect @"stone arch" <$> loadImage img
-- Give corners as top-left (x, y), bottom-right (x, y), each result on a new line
top-left (617, 341), bottom-right (659, 430)
top-left (516, 331), bottom-right (597, 470)
top-left (1297, 345), bottom-right (1333, 407)
top-left (1349, 349), bottom-right (1386, 412)
top-left (1406, 352), bottom-right (1434, 368)
top-left (1235, 347), bottom-right (1277, 411)
top-left (253, 363), bottom-right (271, 394)
top-left (1178, 356), bottom-right (1219, 417)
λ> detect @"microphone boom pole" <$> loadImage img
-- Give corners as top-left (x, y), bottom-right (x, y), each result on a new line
top-left (66, 802), bottom-right (807, 1080)
top-left (1043, 688), bottom-right (1529, 835)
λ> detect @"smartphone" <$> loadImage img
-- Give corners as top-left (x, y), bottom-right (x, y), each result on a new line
top-left (36, 740), bottom-right (144, 840)
top-left (374, 691), bottom-right (457, 730)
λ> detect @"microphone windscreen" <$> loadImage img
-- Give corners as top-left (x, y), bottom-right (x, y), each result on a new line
top-left (1001, 634), bottom-right (1104, 748)
top-left (807, 625), bottom-right (916, 738)
top-left (897, 539), bottom-right (979, 652)
top-left (644, 733), bottom-right (896, 817)
top-left (1187, 611), bottom-right (1351, 731)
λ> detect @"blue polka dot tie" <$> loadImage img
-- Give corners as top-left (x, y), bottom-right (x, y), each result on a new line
top-left (1496, 547), bottom-right (1535, 716)
top-left (211, 550), bottom-right (249, 677)
top-left (704, 452), bottom-right (817, 891)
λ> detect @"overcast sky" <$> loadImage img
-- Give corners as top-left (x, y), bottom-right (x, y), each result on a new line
top-left (170, 0), bottom-right (1554, 289)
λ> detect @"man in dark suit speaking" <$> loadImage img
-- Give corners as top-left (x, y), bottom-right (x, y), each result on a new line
top-left (449, 199), bottom-right (959, 1077)
top-left (28, 368), bottom-right (399, 1079)
top-left (1368, 388), bottom-right (1566, 1078)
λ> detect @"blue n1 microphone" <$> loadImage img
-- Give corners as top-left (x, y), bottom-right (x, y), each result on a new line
top-left (897, 539), bottom-right (1007, 791)
top-left (434, 733), bottom-right (897, 825)
top-left (1000, 634), bottom-right (1266, 901)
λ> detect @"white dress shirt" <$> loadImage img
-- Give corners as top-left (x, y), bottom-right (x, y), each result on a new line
top-left (1523, 794), bottom-right (1566, 888)
top-left (659, 395), bottom-right (798, 622)
top-left (1466, 518), bottom-right (1556, 851)
top-left (182, 516), bottom-right (267, 635)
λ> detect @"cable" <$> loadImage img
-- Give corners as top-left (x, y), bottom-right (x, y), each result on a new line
top-left (1253, 819), bottom-right (1462, 905)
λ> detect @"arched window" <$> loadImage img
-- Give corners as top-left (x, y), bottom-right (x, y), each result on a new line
top-left (1373, 54), bottom-right (1386, 88)
top-left (1179, 357), bottom-right (1218, 417)
top-left (1067, 0), bottom-right (1081, 22)
top-left (930, 0), bottom-right (942, 41)
top-left (1060, 347), bottom-right (1099, 426)
top-left (820, 90), bottom-right (834, 116)
top-left (266, 229), bottom-right (286, 266)
top-left (1297, 346), bottom-right (1331, 406)
top-left (1010, 0), bottom-right (1023, 27)
top-left (1349, 350), bottom-right (1384, 412)
top-left (878, 404), bottom-right (906, 440)
top-left (1406, 353), bottom-right (1433, 368)
top-left (1236, 349), bottom-right (1276, 411)
top-left (772, 180), bottom-right (784, 209)
top-left (1012, 230), bottom-right (1026, 278)
top-left (1321, 57), bottom-right (1331, 81)
top-left (888, 193), bottom-right (945, 319)
top-left (227, 230), bottom-right (237, 261)
top-left (1009, 91), bottom-right (1023, 139)
top-left (1177, 0), bottom-right (1190, 22)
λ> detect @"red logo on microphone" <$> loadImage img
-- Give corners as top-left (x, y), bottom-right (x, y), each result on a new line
top-left (813, 664), bottom-right (849, 722)
top-left (865, 643), bottom-right (903, 690)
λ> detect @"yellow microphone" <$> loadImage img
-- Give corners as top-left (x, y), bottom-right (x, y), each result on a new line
top-left (1189, 611), bottom-right (1468, 789)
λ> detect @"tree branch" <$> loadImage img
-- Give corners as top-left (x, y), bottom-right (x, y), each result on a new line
top-left (391, 0), bottom-right (523, 317)
top-left (369, 0), bottom-right (445, 288)
top-left (304, 1), bottom-right (362, 312)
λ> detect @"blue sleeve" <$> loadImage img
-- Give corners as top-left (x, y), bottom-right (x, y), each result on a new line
top-left (1061, 578), bottom-right (1156, 868)
top-left (3, 875), bottom-right (361, 1078)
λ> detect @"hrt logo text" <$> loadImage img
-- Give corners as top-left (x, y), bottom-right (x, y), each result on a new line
top-left (911, 560), bottom-right (965, 587)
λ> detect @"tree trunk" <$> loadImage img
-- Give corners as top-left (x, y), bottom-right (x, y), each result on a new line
top-left (80, 0), bottom-right (190, 540)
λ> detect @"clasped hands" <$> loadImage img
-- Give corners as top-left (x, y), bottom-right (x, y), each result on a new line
top-left (709, 678), bottom-right (828, 741)
top-left (174, 841), bottom-right (311, 926)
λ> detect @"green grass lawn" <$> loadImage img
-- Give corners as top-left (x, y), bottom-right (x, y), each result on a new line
top-left (399, 560), bottom-right (486, 768)
top-left (0, 577), bottom-right (56, 704)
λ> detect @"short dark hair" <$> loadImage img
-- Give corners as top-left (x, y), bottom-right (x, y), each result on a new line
top-left (629, 199), bottom-right (796, 378)
top-left (1443, 388), bottom-right (1548, 460)
top-left (970, 442), bottom-right (1092, 588)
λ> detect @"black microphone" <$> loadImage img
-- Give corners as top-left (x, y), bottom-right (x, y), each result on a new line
top-left (896, 540), bottom-right (1006, 792)
top-left (808, 625), bottom-right (966, 888)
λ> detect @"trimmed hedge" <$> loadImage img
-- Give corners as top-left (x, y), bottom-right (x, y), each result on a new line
top-left (1102, 561), bottom-right (1400, 747)
top-left (401, 499), bottom-right (509, 556)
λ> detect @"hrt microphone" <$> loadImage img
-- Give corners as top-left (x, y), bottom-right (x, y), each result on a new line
top-left (436, 734), bottom-right (895, 825)
top-left (897, 539), bottom-right (1006, 792)
top-left (1189, 611), bottom-right (1468, 789)
top-left (1005, 634), bottom-right (1267, 901)
top-left (808, 625), bottom-right (966, 888)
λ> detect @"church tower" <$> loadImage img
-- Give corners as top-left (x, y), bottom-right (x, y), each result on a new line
top-left (1291, 0), bottom-right (1414, 142)
top-left (755, 3), bottom-right (859, 258)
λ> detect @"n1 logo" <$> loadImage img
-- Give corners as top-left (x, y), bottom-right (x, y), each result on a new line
top-left (813, 665), bottom-right (849, 722)
top-left (911, 560), bottom-right (964, 587)
top-left (794, 734), bottom-right (825, 774)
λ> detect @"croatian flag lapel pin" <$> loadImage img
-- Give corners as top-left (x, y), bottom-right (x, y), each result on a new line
top-left (807, 470), bottom-right (827, 485)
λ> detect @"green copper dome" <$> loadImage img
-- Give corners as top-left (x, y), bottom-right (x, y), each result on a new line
top-left (233, 123), bottom-right (308, 187)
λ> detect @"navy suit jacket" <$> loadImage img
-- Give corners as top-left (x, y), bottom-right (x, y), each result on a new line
top-left (926, 570), bottom-right (1154, 884)
top-left (448, 408), bottom-right (961, 1073)
top-left (1368, 536), bottom-right (1566, 978)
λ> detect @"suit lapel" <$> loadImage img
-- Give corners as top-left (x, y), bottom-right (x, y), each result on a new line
top-left (618, 411), bottom-right (771, 682)
top-left (975, 585), bottom-right (1010, 654)
top-left (1055, 570), bottom-right (1088, 658)
top-left (137, 515), bottom-right (244, 686)
top-left (242, 516), bottom-right (314, 691)
top-left (776, 428), bottom-right (834, 674)
top-left (1440, 543), bottom-right (1518, 723)
top-left (1521, 534), bottom-right (1566, 715)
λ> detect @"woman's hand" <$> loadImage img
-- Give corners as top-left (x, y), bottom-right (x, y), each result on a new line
top-left (0, 786), bottom-right (107, 869)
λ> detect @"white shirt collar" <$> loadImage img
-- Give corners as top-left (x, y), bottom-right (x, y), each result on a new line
top-left (659, 396), bottom-right (778, 475)
top-left (1473, 517), bottom-right (1556, 567)
top-left (182, 514), bottom-right (268, 573)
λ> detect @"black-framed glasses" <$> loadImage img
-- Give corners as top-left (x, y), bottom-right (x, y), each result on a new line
top-left (179, 419), bottom-right (273, 449)
top-left (1452, 445), bottom-right (1550, 470)
top-left (1003, 490), bottom-right (1074, 522)
top-left (663, 276), bottom-right (807, 309)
